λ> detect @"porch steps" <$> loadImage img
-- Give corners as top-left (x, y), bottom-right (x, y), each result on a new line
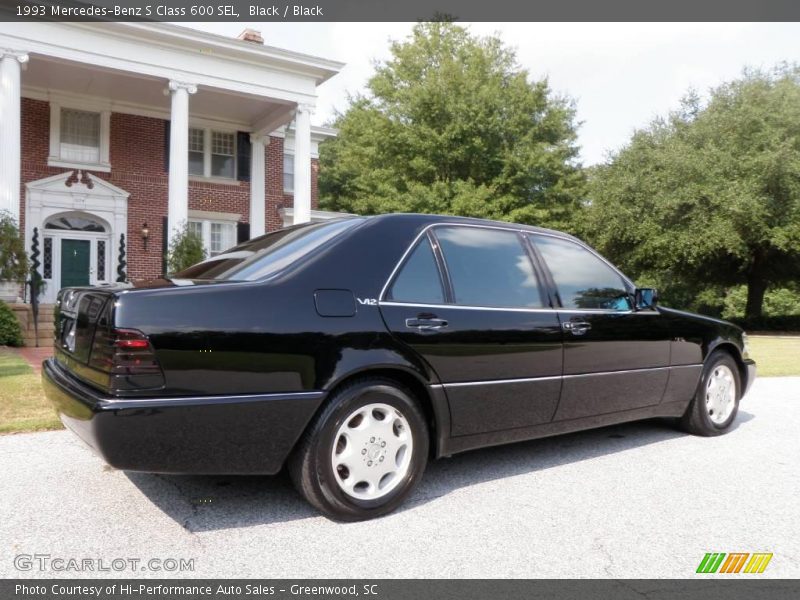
top-left (10, 303), bottom-right (56, 348)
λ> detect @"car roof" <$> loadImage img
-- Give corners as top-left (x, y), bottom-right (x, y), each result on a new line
top-left (361, 212), bottom-right (579, 241)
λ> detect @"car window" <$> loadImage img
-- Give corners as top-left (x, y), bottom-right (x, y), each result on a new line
top-left (387, 237), bottom-right (445, 304)
top-left (173, 218), bottom-right (364, 281)
top-left (436, 226), bottom-right (544, 308)
top-left (531, 234), bottom-right (631, 310)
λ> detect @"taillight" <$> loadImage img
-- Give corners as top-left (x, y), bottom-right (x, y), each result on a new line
top-left (108, 329), bottom-right (162, 375)
top-left (89, 327), bottom-right (165, 391)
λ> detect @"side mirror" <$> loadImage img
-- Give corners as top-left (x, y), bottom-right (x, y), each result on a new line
top-left (634, 288), bottom-right (658, 310)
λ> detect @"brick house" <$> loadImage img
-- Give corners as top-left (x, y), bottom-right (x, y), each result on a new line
top-left (0, 23), bottom-right (344, 304)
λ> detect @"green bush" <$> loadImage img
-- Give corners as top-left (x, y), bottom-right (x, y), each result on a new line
top-left (0, 300), bottom-right (24, 347)
top-left (722, 285), bottom-right (800, 320)
top-left (166, 224), bottom-right (207, 274)
top-left (0, 211), bottom-right (28, 285)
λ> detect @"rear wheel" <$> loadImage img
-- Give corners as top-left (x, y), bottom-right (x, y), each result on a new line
top-left (680, 351), bottom-right (741, 436)
top-left (289, 377), bottom-right (429, 521)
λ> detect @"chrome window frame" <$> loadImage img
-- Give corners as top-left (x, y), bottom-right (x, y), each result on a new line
top-left (378, 222), bottom-right (638, 315)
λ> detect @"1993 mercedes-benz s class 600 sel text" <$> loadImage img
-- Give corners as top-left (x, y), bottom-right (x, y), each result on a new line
top-left (43, 214), bottom-right (756, 520)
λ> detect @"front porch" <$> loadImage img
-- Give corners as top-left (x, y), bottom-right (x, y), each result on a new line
top-left (0, 22), bottom-right (343, 302)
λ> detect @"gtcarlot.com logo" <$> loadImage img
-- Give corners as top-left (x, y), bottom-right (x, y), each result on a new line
top-left (696, 552), bottom-right (773, 574)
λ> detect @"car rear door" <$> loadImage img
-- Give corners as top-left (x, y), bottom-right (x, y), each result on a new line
top-left (379, 225), bottom-right (563, 437)
top-left (528, 233), bottom-right (672, 420)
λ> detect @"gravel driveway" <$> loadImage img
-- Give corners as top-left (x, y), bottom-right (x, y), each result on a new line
top-left (2, 377), bottom-right (798, 578)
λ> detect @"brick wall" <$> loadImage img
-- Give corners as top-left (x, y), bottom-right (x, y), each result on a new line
top-left (19, 98), bottom-right (320, 282)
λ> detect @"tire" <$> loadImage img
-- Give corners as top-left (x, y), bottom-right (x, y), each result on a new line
top-left (288, 377), bottom-right (429, 521)
top-left (680, 350), bottom-right (742, 436)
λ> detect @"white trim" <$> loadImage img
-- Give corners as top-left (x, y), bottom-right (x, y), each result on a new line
top-left (24, 172), bottom-right (128, 303)
top-left (1, 23), bottom-right (327, 105)
top-left (188, 210), bottom-right (241, 222)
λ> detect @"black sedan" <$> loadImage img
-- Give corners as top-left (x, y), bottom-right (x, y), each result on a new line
top-left (43, 214), bottom-right (756, 520)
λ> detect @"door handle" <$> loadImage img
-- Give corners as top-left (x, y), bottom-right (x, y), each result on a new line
top-left (562, 320), bottom-right (591, 336)
top-left (405, 317), bottom-right (448, 331)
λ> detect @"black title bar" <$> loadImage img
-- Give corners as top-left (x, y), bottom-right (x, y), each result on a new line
top-left (2, 0), bottom-right (800, 22)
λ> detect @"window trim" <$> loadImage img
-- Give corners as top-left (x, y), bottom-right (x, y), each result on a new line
top-left (385, 232), bottom-right (448, 305)
top-left (379, 223), bottom-right (636, 312)
top-left (187, 212), bottom-right (239, 257)
top-left (188, 125), bottom-right (237, 180)
top-left (48, 103), bottom-right (111, 172)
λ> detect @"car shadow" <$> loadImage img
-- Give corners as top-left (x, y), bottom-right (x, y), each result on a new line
top-left (125, 411), bottom-right (755, 532)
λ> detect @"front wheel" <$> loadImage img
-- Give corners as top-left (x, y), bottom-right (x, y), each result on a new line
top-left (680, 351), bottom-right (741, 436)
top-left (288, 377), bottom-right (429, 521)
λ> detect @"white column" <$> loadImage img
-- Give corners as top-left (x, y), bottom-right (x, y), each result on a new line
top-left (167, 80), bottom-right (197, 244)
top-left (292, 103), bottom-right (313, 225)
top-left (0, 50), bottom-right (28, 223)
top-left (249, 134), bottom-right (267, 237)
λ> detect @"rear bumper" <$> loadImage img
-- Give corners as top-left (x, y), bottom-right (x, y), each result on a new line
top-left (42, 358), bottom-right (325, 475)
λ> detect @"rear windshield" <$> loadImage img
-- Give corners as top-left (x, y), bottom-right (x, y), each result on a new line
top-left (173, 218), bottom-right (364, 281)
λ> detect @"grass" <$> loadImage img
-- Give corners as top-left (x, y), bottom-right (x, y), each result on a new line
top-left (747, 335), bottom-right (800, 377)
top-left (0, 349), bottom-right (63, 434)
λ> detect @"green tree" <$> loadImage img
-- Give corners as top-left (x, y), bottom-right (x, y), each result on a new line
top-left (587, 66), bottom-right (800, 318)
top-left (167, 224), bottom-right (206, 274)
top-left (0, 211), bottom-right (28, 285)
top-left (319, 22), bottom-right (585, 231)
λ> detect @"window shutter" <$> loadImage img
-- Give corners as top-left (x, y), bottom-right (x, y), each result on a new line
top-left (161, 215), bottom-right (169, 275)
top-left (237, 222), bottom-right (251, 244)
top-left (236, 131), bottom-right (251, 182)
top-left (163, 120), bottom-right (171, 173)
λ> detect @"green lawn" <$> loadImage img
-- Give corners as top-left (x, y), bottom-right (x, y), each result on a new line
top-left (0, 349), bottom-right (63, 434)
top-left (747, 336), bottom-right (800, 377)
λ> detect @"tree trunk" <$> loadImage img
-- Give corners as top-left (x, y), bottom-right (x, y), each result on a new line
top-left (745, 274), bottom-right (767, 319)
top-left (744, 248), bottom-right (769, 320)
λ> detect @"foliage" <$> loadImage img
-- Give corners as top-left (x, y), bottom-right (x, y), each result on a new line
top-left (0, 300), bottom-right (24, 347)
top-left (0, 211), bottom-right (28, 285)
top-left (319, 21), bottom-right (585, 232)
top-left (166, 224), bottom-right (206, 274)
top-left (728, 315), bottom-right (800, 332)
top-left (586, 65), bottom-right (800, 318)
top-left (722, 284), bottom-right (800, 319)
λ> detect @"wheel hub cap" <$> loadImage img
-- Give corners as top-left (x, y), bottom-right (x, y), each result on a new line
top-left (705, 365), bottom-right (736, 425)
top-left (331, 403), bottom-right (413, 500)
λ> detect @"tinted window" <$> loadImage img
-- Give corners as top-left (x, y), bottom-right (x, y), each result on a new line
top-left (531, 235), bottom-right (631, 310)
top-left (436, 226), bottom-right (543, 308)
top-left (174, 218), bottom-right (364, 281)
top-left (387, 237), bottom-right (444, 304)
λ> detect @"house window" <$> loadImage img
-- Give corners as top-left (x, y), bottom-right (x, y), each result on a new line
top-left (188, 219), bottom-right (236, 257)
top-left (61, 109), bottom-right (100, 163)
top-left (188, 128), bottom-right (236, 179)
top-left (48, 104), bottom-right (111, 171)
top-left (188, 128), bottom-right (205, 176)
top-left (283, 153), bottom-right (294, 193)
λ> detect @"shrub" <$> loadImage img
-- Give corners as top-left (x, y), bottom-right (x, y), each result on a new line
top-left (0, 300), bottom-right (24, 347)
top-left (0, 211), bottom-right (28, 285)
top-left (166, 224), bottom-right (207, 274)
top-left (722, 285), bottom-right (800, 320)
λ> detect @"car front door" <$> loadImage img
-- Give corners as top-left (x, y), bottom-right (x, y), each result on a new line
top-left (529, 233), bottom-right (672, 420)
top-left (379, 225), bottom-right (563, 437)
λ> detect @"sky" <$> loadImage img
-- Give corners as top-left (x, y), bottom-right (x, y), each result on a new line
top-left (188, 22), bottom-right (800, 165)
